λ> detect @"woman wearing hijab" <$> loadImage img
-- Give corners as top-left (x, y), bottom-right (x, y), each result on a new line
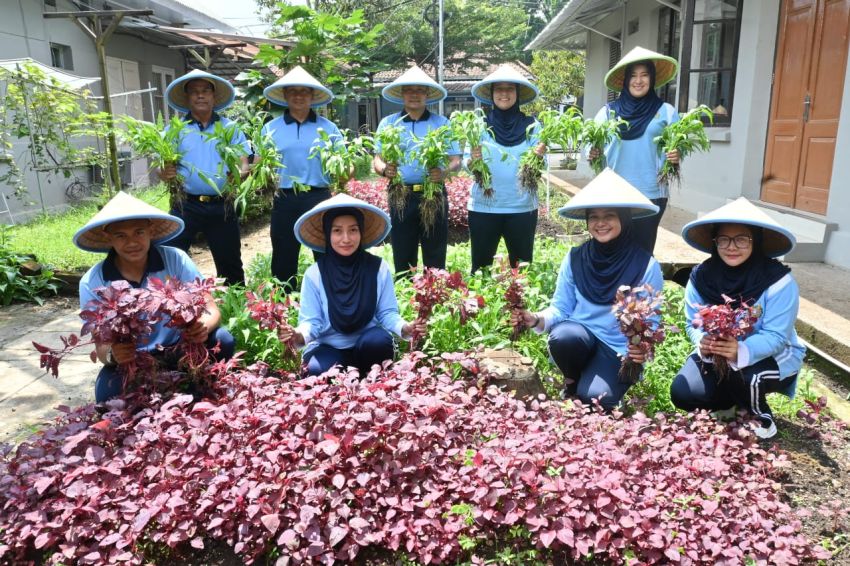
top-left (671, 198), bottom-right (805, 439)
top-left (588, 47), bottom-right (681, 254)
top-left (467, 65), bottom-right (546, 272)
top-left (511, 170), bottom-right (664, 410)
top-left (280, 194), bottom-right (424, 377)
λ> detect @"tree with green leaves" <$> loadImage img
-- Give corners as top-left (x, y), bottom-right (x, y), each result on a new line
top-left (525, 50), bottom-right (586, 115)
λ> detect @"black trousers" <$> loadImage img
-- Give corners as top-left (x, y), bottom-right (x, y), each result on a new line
top-left (390, 190), bottom-right (448, 275)
top-left (169, 199), bottom-right (244, 286)
top-left (270, 187), bottom-right (331, 288)
top-left (632, 197), bottom-right (667, 255)
top-left (468, 210), bottom-right (538, 273)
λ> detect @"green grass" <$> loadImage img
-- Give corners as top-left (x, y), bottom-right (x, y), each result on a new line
top-left (6, 187), bottom-right (170, 271)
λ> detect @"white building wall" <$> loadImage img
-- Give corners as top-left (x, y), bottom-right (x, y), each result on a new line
top-left (824, 52), bottom-right (850, 268)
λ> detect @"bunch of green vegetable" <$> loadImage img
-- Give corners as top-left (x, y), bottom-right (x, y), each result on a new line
top-left (449, 109), bottom-right (494, 199)
top-left (580, 110), bottom-right (628, 175)
top-left (119, 114), bottom-right (187, 208)
top-left (653, 105), bottom-right (713, 187)
top-left (517, 109), bottom-right (563, 195)
top-left (410, 125), bottom-right (454, 233)
top-left (197, 121), bottom-right (250, 215)
top-left (239, 112), bottom-right (283, 215)
top-left (374, 121), bottom-right (407, 213)
top-left (310, 129), bottom-right (374, 194)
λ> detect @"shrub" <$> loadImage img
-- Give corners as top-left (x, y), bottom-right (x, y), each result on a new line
top-left (0, 224), bottom-right (59, 305)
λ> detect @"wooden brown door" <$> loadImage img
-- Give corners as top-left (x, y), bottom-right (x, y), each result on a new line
top-left (761, 0), bottom-right (850, 215)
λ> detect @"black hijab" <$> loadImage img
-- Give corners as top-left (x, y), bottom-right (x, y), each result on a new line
top-left (485, 84), bottom-right (535, 147)
top-left (609, 61), bottom-right (665, 141)
top-left (316, 207), bottom-right (382, 333)
top-left (570, 209), bottom-right (652, 304)
top-left (689, 225), bottom-right (791, 307)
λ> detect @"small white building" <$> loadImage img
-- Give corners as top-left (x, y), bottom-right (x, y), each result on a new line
top-left (528, 0), bottom-right (850, 268)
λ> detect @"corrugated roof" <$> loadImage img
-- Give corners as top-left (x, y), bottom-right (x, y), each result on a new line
top-left (525, 0), bottom-right (622, 51)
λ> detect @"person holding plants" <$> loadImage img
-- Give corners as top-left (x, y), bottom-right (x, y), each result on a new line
top-left (372, 65), bottom-right (462, 274)
top-left (587, 47), bottom-right (681, 254)
top-left (280, 194), bottom-right (425, 377)
top-left (160, 69), bottom-right (249, 286)
top-left (467, 64), bottom-right (546, 272)
top-left (510, 169), bottom-right (664, 411)
top-left (670, 198), bottom-right (805, 440)
top-left (74, 191), bottom-right (235, 403)
top-left (263, 66), bottom-right (341, 288)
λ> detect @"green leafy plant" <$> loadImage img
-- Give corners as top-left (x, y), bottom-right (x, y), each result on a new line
top-left (310, 129), bottom-right (374, 194)
top-left (518, 109), bottom-right (580, 194)
top-left (199, 121), bottom-right (248, 210)
top-left (449, 109), bottom-right (494, 198)
top-left (581, 110), bottom-right (628, 175)
top-left (119, 114), bottom-right (187, 208)
top-left (374, 120), bottom-right (407, 213)
top-left (410, 125), bottom-right (454, 232)
top-left (654, 105), bottom-right (713, 187)
top-left (0, 224), bottom-right (59, 305)
top-left (239, 111), bottom-right (282, 216)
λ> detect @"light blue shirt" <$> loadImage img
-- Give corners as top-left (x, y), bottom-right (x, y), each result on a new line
top-left (466, 124), bottom-right (541, 214)
top-left (539, 252), bottom-right (664, 356)
top-left (375, 110), bottom-right (461, 185)
top-left (79, 246), bottom-right (202, 351)
top-left (593, 102), bottom-right (679, 199)
top-left (262, 110), bottom-right (342, 190)
top-left (296, 259), bottom-right (406, 355)
top-left (175, 114), bottom-right (250, 196)
top-left (685, 273), bottom-right (805, 385)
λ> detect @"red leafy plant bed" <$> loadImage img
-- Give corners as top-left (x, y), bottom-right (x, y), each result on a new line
top-left (0, 353), bottom-right (829, 565)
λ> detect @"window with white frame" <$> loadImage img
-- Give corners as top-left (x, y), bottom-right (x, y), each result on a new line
top-left (50, 43), bottom-right (73, 70)
top-left (151, 66), bottom-right (176, 121)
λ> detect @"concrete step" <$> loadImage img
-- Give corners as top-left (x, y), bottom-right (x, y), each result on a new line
top-left (752, 201), bottom-right (838, 263)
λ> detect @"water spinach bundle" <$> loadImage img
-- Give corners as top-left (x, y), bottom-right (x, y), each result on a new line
top-left (517, 109), bottom-right (566, 195)
top-left (654, 105), bottom-right (713, 187)
top-left (200, 121), bottom-right (249, 213)
top-left (374, 121), bottom-right (407, 213)
top-left (449, 109), bottom-right (493, 199)
top-left (410, 125), bottom-right (454, 233)
top-left (119, 114), bottom-right (186, 208)
top-left (240, 112), bottom-right (284, 213)
top-left (311, 129), bottom-right (374, 194)
top-left (580, 110), bottom-right (628, 175)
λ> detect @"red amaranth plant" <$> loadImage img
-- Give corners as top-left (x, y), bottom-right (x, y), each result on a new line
top-left (692, 294), bottom-right (761, 380)
top-left (245, 287), bottom-right (300, 360)
top-left (409, 268), bottom-right (481, 349)
top-left (495, 257), bottom-right (529, 341)
top-left (613, 284), bottom-right (667, 384)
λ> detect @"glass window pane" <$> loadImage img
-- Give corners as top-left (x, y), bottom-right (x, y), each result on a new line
top-left (687, 70), bottom-right (733, 121)
top-left (693, 0), bottom-right (739, 20)
top-left (690, 21), bottom-right (737, 69)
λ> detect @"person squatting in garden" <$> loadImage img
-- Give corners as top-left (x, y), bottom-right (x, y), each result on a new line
top-left (372, 65), bottom-right (462, 275)
top-left (511, 169), bottom-right (664, 410)
top-left (263, 66), bottom-right (341, 288)
top-left (74, 192), bottom-right (235, 403)
top-left (159, 69), bottom-right (248, 286)
top-left (278, 194), bottom-right (425, 377)
top-left (588, 47), bottom-right (681, 255)
top-left (467, 64), bottom-right (547, 273)
top-left (670, 197), bottom-right (806, 439)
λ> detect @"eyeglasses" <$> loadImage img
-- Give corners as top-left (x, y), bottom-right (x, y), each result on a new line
top-left (713, 235), bottom-right (752, 249)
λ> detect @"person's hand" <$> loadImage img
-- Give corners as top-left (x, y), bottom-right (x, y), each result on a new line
top-left (534, 143), bottom-right (547, 157)
top-left (470, 146), bottom-right (483, 161)
top-left (383, 163), bottom-right (398, 179)
top-left (278, 325), bottom-right (305, 348)
top-left (110, 342), bottom-right (136, 365)
top-left (666, 149), bottom-right (680, 164)
top-left (158, 163), bottom-right (178, 181)
top-left (429, 167), bottom-right (445, 183)
top-left (626, 344), bottom-right (646, 364)
top-left (183, 320), bottom-right (211, 344)
top-left (511, 309), bottom-right (539, 331)
top-left (700, 335), bottom-right (738, 362)
top-left (588, 147), bottom-right (601, 161)
top-left (402, 320), bottom-right (427, 340)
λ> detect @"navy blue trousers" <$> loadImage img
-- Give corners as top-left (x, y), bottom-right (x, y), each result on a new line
top-left (169, 199), bottom-right (244, 286)
top-left (270, 188), bottom-right (330, 288)
top-left (303, 326), bottom-right (394, 378)
top-left (468, 210), bottom-right (538, 273)
top-left (94, 326), bottom-right (236, 402)
top-left (670, 353), bottom-right (796, 428)
top-left (632, 197), bottom-right (667, 255)
top-left (390, 191), bottom-right (448, 275)
top-left (548, 320), bottom-right (632, 410)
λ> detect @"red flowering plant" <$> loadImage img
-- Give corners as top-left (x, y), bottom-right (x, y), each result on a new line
top-left (493, 256), bottom-right (530, 341)
top-left (613, 284), bottom-right (667, 384)
top-left (691, 294), bottom-right (762, 381)
top-left (409, 268), bottom-right (482, 349)
top-left (245, 286), bottom-right (300, 364)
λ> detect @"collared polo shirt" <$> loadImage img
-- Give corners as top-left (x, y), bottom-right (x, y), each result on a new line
top-left (262, 109), bottom-right (342, 190)
top-left (374, 109), bottom-right (461, 185)
top-left (78, 245), bottom-right (202, 351)
top-left (173, 112), bottom-right (250, 196)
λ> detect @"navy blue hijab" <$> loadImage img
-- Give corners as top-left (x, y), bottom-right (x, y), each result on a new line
top-left (317, 208), bottom-right (382, 333)
top-left (689, 225), bottom-right (791, 308)
top-left (609, 61), bottom-right (664, 141)
top-left (486, 84), bottom-right (535, 147)
top-left (570, 209), bottom-right (652, 304)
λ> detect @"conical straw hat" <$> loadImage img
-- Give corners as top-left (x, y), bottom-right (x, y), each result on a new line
top-left (166, 69), bottom-right (235, 113)
top-left (381, 65), bottom-right (447, 104)
top-left (295, 193), bottom-right (391, 253)
top-left (73, 191), bottom-right (184, 252)
top-left (681, 197), bottom-right (796, 258)
top-left (472, 64), bottom-right (539, 106)
top-left (605, 46), bottom-right (678, 91)
top-left (264, 65), bottom-right (334, 108)
top-left (558, 168), bottom-right (660, 220)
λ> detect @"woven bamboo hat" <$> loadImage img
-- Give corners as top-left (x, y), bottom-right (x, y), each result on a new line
top-left (681, 197), bottom-right (796, 258)
top-left (557, 168), bottom-right (660, 220)
top-left (263, 66), bottom-right (334, 108)
top-left (605, 46), bottom-right (678, 91)
top-left (472, 64), bottom-right (539, 106)
top-left (295, 194), bottom-right (391, 253)
top-left (73, 191), bottom-right (184, 252)
top-left (381, 65), bottom-right (447, 104)
top-left (165, 69), bottom-right (235, 113)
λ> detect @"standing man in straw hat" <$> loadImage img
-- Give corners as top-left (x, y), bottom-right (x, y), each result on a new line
top-left (372, 65), bottom-right (462, 275)
top-left (159, 69), bottom-right (249, 286)
top-left (74, 191), bottom-right (235, 403)
top-left (263, 65), bottom-right (341, 288)
top-left (587, 46), bottom-right (681, 255)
